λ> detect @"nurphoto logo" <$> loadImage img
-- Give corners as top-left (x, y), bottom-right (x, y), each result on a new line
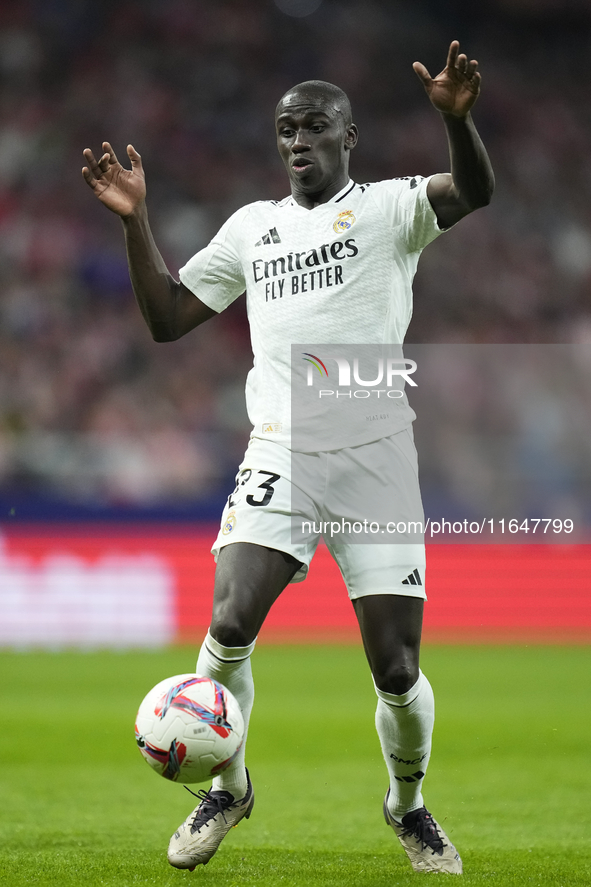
top-left (302, 352), bottom-right (417, 398)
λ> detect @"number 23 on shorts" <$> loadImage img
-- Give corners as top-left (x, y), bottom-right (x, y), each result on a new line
top-left (228, 469), bottom-right (281, 508)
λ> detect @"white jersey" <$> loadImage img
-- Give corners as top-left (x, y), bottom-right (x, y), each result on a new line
top-left (179, 176), bottom-right (445, 451)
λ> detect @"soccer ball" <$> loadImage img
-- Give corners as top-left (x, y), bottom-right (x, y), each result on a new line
top-left (134, 673), bottom-right (244, 784)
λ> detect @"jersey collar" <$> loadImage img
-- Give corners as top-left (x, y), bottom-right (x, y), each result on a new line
top-left (327, 178), bottom-right (356, 204)
top-left (287, 179), bottom-right (356, 208)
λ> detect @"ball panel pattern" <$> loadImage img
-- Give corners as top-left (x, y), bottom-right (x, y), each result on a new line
top-left (135, 673), bottom-right (244, 784)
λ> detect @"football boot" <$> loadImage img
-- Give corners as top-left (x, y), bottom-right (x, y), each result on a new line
top-left (168, 769), bottom-right (254, 869)
top-left (384, 793), bottom-right (462, 874)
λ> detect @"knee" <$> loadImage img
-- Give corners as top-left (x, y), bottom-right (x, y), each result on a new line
top-left (373, 661), bottom-right (419, 696)
top-left (209, 613), bottom-right (255, 649)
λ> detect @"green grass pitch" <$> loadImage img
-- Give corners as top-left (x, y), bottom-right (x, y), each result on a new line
top-left (0, 644), bottom-right (589, 886)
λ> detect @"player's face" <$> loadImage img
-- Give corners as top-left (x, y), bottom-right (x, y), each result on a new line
top-left (275, 94), bottom-right (357, 205)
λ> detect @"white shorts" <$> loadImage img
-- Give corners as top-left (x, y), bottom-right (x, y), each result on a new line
top-left (212, 429), bottom-right (426, 601)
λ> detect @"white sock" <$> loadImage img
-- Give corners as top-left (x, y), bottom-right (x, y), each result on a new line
top-left (196, 629), bottom-right (255, 798)
top-left (374, 670), bottom-right (435, 820)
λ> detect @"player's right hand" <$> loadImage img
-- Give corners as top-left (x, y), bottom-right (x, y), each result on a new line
top-left (82, 142), bottom-right (146, 217)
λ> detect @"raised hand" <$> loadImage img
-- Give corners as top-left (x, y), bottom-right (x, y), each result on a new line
top-left (82, 142), bottom-right (146, 217)
top-left (413, 41), bottom-right (481, 118)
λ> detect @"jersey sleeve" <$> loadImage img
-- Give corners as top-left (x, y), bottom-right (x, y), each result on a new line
top-left (178, 207), bottom-right (248, 313)
top-left (371, 175), bottom-right (446, 253)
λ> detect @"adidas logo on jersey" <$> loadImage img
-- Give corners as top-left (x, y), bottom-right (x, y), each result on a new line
top-left (401, 568), bottom-right (422, 586)
top-left (255, 227), bottom-right (281, 246)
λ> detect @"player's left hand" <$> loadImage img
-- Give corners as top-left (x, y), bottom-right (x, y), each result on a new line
top-left (413, 40), bottom-right (480, 118)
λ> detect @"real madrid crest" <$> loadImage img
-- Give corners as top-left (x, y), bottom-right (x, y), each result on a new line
top-left (222, 510), bottom-right (237, 535)
top-left (333, 209), bottom-right (356, 233)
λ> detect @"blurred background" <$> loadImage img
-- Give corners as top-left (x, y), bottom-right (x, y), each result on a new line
top-left (1, 0), bottom-right (591, 645)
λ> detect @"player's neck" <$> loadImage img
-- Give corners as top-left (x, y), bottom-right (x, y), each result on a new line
top-left (291, 173), bottom-right (351, 209)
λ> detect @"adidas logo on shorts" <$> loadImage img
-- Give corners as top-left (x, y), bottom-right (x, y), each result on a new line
top-left (401, 569), bottom-right (422, 586)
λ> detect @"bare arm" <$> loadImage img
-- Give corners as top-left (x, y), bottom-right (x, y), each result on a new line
top-left (82, 143), bottom-right (215, 341)
top-left (413, 41), bottom-right (495, 229)
top-left (120, 200), bottom-right (216, 341)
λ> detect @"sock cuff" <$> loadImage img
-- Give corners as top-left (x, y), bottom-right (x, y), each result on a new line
top-left (374, 669), bottom-right (426, 708)
top-left (204, 630), bottom-right (256, 662)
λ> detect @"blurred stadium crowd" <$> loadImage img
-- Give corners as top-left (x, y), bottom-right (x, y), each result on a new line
top-left (1, 0), bottom-right (591, 518)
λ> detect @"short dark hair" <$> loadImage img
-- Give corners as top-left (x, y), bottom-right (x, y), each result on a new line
top-left (276, 80), bottom-right (352, 128)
